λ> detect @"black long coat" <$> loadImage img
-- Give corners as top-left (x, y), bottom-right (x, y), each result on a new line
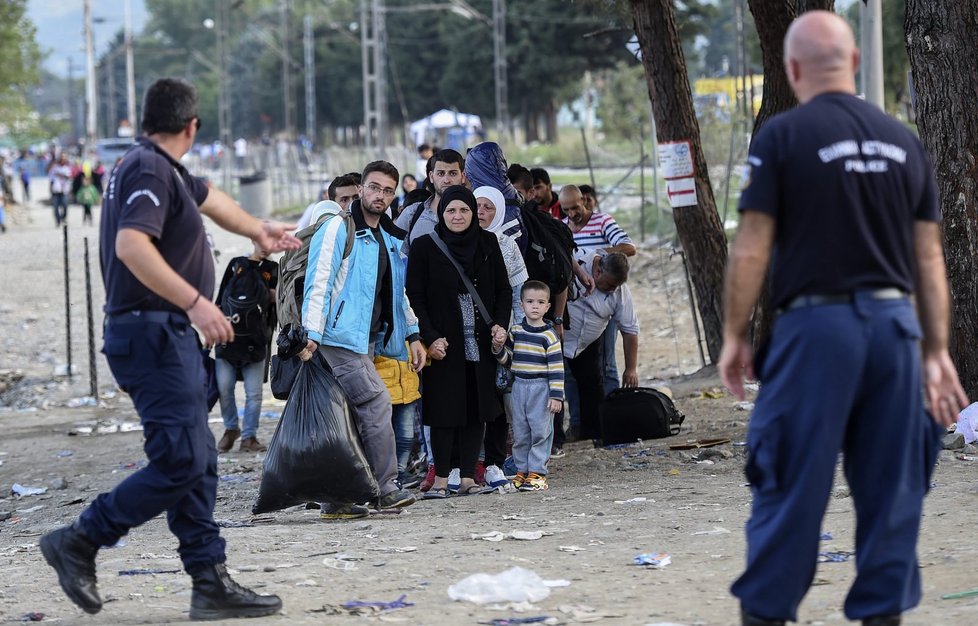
top-left (406, 231), bottom-right (512, 428)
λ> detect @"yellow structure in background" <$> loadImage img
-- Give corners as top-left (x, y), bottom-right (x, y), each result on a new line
top-left (694, 75), bottom-right (765, 115)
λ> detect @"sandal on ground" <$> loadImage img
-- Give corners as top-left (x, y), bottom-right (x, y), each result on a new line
top-left (457, 484), bottom-right (492, 496)
top-left (422, 487), bottom-right (449, 499)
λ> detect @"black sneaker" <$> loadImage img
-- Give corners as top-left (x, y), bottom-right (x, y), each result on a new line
top-left (398, 471), bottom-right (423, 490)
top-left (376, 488), bottom-right (416, 510)
top-left (319, 503), bottom-right (370, 520)
top-left (39, 523), bottom-right (103, 614)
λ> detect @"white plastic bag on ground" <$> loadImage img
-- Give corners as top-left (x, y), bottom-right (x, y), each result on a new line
top-left (957, 402), bottom-right (978, 444)
top-left (448, 567), bottom-right (566, 604)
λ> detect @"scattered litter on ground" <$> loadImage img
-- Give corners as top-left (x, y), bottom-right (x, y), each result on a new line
top-left (342, 594), bottom-right (414, 612)
top-left (558, 546), bottom-right (585, 552)
top-left (956, 403), bottom-right (978, 444)
top-left (15, 505), bottom-right (43, 513)
top-left (369, 545), bottom-right (418, 553)
top-left (942, 588), bottom-right (978, 600)
top-left (448, 567), bottom-right (566, 604)
top-left (114, 460), bottom-right (147, 472)
top-left (613, 497), bottom-right (651, 504)
top-left (471, 530), bottom-right (550, 542)
top-left (56, 450), bottom-right (73, 457)
top-left (215, 518), bottom-right (254, 528)
top-left (632, 552), bottom-right (671, 569)
top-left (700, 390), bottom-right (725, 399)
top-left (557, 604), bottom-right (627, 622)
top-left (817, 551), bottom-right (854, 563)
top-left (691, 526), bottom-right (730, 536)
top-left (732, 441), bottom-right (747, 447)
top-left (18, 612), bottom-right (44, 622)
top-left (67, 396), bottom-right (98, 408)
top-left (323, 555), bottom-right (358, 570)
top-left (11, 484), bottom-right (47, 496)
top-left (735, 401), bottom-right (755, 411)
top-left (479, 617), bottom-right (557, 626)
top-left (820, 532), bottom-right (833, 541)
top-left (118, 568), bottom-right (181, 576)
top-left (669, 439), bottom-right (730, 450)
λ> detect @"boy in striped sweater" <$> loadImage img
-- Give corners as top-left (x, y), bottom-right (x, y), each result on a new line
top-left (492, 280), bottom-right (564, 491)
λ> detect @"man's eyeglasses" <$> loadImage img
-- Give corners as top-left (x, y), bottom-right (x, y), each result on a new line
top-left (365, 182), bottom-right (396, 198)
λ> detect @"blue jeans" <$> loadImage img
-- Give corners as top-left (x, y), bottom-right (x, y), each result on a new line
top-left (392, 402), bottom-right (417, 475)
top-left (215, 359), bottom-right (265, 439)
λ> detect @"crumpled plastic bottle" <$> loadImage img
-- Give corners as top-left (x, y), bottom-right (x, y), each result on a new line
top-left (447, 567), bottom-right (552, 604)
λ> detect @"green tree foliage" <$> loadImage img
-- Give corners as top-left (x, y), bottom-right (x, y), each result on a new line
top-left (0, 1), bottom-right (43, 134)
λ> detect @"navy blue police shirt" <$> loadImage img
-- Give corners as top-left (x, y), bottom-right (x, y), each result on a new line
top-left (100, 136), bottom-right (214, 315)
top-left (738, 92), bottom-right (940, 309)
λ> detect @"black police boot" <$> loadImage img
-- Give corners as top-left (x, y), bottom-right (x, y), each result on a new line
top-left (189, 563), bottom-right (282, 620)
top-left (863, 616), bottom-right (901, 626)
top-left (39, 523), bottom-right (103, 614)
top-left (741, 608), bottom-right (786, 626)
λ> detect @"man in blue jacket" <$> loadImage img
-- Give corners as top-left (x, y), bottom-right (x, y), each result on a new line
top-left (302, 160), bottom-right (426, 518)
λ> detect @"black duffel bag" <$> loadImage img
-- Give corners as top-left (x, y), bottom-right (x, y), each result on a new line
top-left (598, 387), bottom-right (685, 444)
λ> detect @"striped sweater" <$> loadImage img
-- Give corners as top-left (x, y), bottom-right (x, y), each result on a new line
top-left (494, 320), bottom-right (564, 401)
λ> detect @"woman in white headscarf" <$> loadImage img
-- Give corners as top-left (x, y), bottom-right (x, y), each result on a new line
top-left (474, 185), bottom-right (528, 490)
top-left (474, 186), bottom-right (527, 325)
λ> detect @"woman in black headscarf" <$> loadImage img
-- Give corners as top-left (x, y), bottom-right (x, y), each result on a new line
top-left (406, 185), bottom-right (512, 497)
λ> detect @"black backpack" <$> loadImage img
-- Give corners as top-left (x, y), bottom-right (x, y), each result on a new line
top-left (520, 206), bottom-right (576, 298)
top-left (598, 387), bottom-right (686, 444)
top-left (215, 259), bottom-right (272, 364)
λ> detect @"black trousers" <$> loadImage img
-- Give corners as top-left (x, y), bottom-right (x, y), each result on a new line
top-left (430, 363), bottom-right (485, 479)
top-left (565, 338), bottom-right (605, 441)
top-left (483, 413), bottom-right (508, 467)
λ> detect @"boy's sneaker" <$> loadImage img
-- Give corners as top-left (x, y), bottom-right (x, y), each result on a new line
top-left (484, 464), bottom-right (509, 488)
top-left (519, 472), bottom-right (548, 491)
top-left (320, 503), bottom-right (370, 520)
top-left (376, 489), bottom-right (416, 510)
top-left (511, 471), bottom-right (527, 490)
top-left (447, 468), bottom-right (461, 493)
top-left (419, 465), bottom-right (437, 492)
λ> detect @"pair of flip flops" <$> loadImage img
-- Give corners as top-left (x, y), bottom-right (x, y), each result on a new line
top-left (422, 485), bottom-right (493, 499)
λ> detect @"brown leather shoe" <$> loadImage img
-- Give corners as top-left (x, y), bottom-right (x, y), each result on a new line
top-left (239, 437), bottom-right (267, 452)
top-left (217, 429), bottom-right (240, 453)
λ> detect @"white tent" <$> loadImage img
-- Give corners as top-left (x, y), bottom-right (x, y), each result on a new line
top-left (410, 109), bottom-right (483, 148)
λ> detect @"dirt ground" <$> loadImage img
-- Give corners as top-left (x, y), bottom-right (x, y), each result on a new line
top-left (1, 195), bottom-right (976, 626)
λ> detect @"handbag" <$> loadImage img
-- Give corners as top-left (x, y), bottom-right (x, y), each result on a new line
top-left (598, 387), bottom-right (685, 444)
top-left (429, 233), bottom-right (512, 391)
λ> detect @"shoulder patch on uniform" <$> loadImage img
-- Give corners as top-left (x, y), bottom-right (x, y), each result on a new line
top-left (126, 189), bottom-right (161, 207)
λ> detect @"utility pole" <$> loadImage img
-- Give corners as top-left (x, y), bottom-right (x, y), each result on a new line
top-left (492, 0), bottom-right (508, 140)
top-left (361, 0), bottom-right (387, 154)
top-left (860, 0), bottom-right (884, 108)
top-left (303, 14), bottom-right (316, 146)
top-left (125, 0), bottom-right (137, 132)
top-left (106, 53), bottom-right (117, 136)
top-left (216, 0), bottom-right (232, 191)
top-left (83, 0), bottom-right (97, 147)
top-left (281, 0), bottom-right (295, 139)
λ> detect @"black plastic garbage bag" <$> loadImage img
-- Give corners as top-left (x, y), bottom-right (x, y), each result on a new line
top-left (252, 351), bottom-right (379, 513)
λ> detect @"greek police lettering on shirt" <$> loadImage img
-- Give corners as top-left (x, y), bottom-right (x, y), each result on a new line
top-left (817, 139), bottom-right (908, 173)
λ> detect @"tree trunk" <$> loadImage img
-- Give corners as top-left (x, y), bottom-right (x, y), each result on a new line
top-left (630, 0), bottom-right (728, 363)
top-left (544, 100), bottom-right (558, 144)
top-left (746, 0), bottom-right (833, 345)
top-left (906, 0), bottom-right (978, 397)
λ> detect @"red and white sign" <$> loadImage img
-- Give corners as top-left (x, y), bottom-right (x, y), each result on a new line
top-left (666, 177), bottom-right (697, 208)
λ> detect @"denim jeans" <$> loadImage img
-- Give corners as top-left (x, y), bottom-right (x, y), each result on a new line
top-left (392, 402), bottom-right (417, 475)
top-left (215, 359), bottom-right (265, 439)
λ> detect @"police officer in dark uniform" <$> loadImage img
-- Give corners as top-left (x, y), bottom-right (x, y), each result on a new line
top-left (39, 78), bottom-right (300, 620)
top-left (718, 12), bottom-right (967, 626)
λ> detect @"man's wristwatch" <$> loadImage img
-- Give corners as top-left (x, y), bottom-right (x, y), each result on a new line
top-left (553, 316), bottom-right (563, 325)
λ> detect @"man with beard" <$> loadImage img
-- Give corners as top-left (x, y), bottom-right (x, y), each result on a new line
top-left (395, 148), bottom-right (466, 253)
top-left (301, 160), bottom-right (427, 519)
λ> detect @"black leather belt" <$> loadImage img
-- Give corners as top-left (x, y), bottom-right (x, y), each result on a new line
top-left (780, 288), bottom-right (908, 312)
top-left (106, 310), bottom-right (189, 325)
